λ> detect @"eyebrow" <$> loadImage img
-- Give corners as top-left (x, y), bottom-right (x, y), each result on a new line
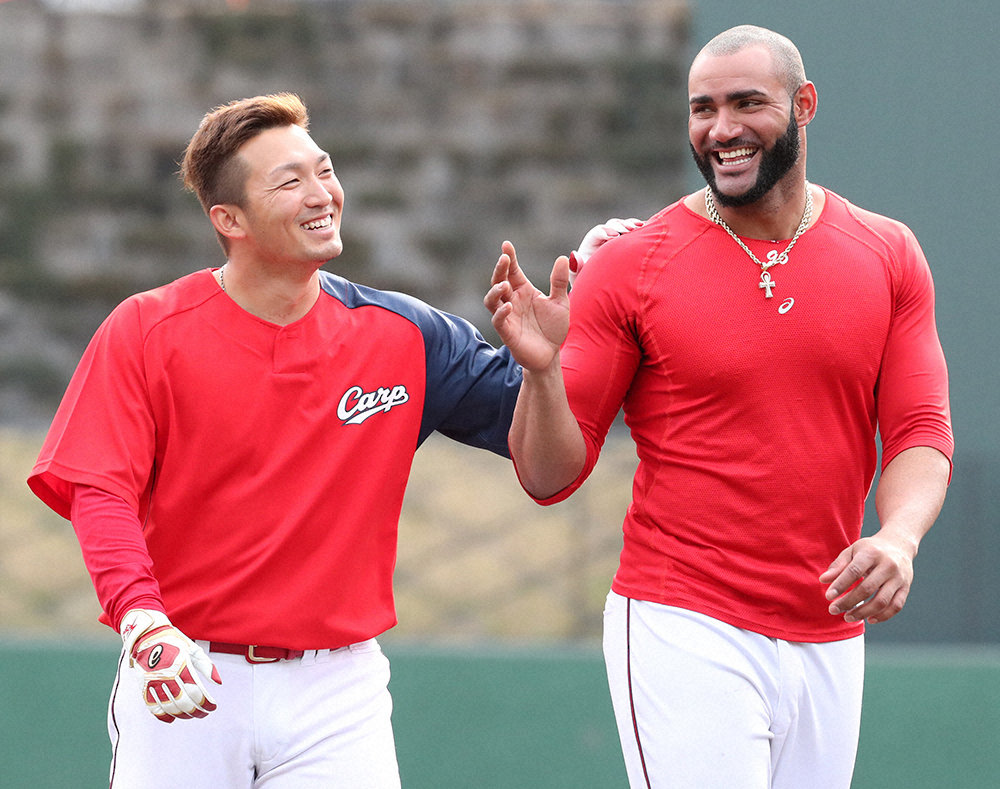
top-left (268, 152), bottom-right (332, 179)
top-left (689, 89), bottom-right (768, 107)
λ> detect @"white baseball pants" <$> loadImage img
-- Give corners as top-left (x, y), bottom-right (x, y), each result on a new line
top-left (108, 638), bottom-right (400, 788)
top-left (603, 592), bottom-right (864, 789)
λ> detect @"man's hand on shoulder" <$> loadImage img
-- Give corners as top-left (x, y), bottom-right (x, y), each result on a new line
top-left (569, 217), bottom-right (644, 284)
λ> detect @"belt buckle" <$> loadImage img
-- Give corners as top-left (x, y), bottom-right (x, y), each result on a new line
top-left (246, 645), bottom-right (280, 664)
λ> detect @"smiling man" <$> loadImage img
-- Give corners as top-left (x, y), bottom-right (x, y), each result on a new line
top-left (487, 26), bottom-right (953, 789)
top-left (27, 93), bottom-right (578, 788)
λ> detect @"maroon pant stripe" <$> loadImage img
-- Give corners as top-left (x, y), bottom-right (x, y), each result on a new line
top-left (108, 648), bottom-right (127, 787)
top-left (626, 598), bottom-right (653, 789)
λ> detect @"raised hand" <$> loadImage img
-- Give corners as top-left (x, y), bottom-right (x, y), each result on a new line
top-left (485, 240), bottom-right (570, 373)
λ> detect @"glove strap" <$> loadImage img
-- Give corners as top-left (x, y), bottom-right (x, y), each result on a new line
top-left (120, 609), bottom-right (172, 664)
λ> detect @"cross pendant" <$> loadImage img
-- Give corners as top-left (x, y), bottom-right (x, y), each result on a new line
top-left (759, 271), bottom-right (776, 298)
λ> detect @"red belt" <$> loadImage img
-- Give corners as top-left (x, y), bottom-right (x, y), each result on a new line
top-left (209, 642), bottom-right (305, 664)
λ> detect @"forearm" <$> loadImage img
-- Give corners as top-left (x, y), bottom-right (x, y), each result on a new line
top-left (71, 484), bottom-right (164, 630)
top-left (822, 445), bottom-right (951, 623)
top-left (509, 359), bottom-right (587, 500)
top-left (874, 445), bottom-right (951, 555)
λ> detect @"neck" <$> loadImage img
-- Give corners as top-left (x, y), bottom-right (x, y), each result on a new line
top-left (712, 179), bottom-right (811, 241)
top-left (218, 259), bottom-right (322, 326)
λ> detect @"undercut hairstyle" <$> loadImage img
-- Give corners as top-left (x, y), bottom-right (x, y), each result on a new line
top-left (180, 93), bottom-right (310, 252)
top-left (700, 25), bottom-right (806, 97)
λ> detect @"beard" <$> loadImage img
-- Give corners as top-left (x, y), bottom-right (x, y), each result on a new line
top-left (691, 110), bottom-right (800, 208)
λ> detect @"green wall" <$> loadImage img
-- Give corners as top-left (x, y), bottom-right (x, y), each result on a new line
top-left (1, 640), bottom-right (997, 788)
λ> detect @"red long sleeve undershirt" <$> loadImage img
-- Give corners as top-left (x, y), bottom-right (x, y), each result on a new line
top-left (70, 484), bottom-right (165, 631)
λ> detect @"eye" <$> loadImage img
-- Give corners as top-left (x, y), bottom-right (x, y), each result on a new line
top-left (281, 178), bottom-right (300, 189)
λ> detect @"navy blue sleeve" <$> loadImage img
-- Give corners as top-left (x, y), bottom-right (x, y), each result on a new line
top-left (320, 273), bottom-right (522, 458)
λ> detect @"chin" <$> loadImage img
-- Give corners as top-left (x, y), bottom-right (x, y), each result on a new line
top-left (714, 167), bottom-right (757, 192)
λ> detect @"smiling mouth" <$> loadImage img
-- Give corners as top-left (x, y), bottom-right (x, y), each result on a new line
top-left (715, 147), bottom-right (757, 167)
top-left (301, 215), bottom-right (333, 231)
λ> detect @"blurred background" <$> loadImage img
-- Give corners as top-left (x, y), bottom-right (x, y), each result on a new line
top-left (0, 0), bottom-right (997, 787)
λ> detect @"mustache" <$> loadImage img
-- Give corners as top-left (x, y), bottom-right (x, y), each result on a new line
top-left (708, 138), bottom-right (758, 151)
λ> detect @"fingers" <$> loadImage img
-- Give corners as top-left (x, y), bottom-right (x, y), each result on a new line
top-left (490, 250), bottom-right (511, 287)
top-left (484, 277), bottom-right (512, 317)
top-left (820, 546), bottom-right (859, 599)
top-left (821, 541), bottom-right (912, 624)
top-left (572, 217), bottom-right (645, 280)
top-left (843, 584), bottom-right (909, 625)
top-left (485, 253), bottom-right (513, 316)
top-left (549, 255), bottom-right (571, 301)
top-left (189, 643), bottom-right (223, 686)
top-left (603, 217), bottom-right (644, 235)
top-left (144, 668), bottom-right (218, 723)
top-left (486, 241), bottom-right (544, 322)
top-left (501, 240), bottom-right (530, 289)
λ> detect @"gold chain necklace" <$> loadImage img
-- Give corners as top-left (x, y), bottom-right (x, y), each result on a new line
top-left (705, 184), bottom-right (813, 299)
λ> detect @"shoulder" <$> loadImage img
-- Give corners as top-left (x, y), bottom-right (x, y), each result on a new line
top-left (318, 270), bottom-right (484, 343)
top-left (319, 270), bottom-right (430, 322)
top-left (819, 189), bottom-right (935, 304)
top-left (819, 188), bottom-right (921, 254)
top-left (102, 269), bottom-right (221, 338)
top-left (621, 198), bottom-right (708, 254)
top-left (574, 199), bottom-right (711, 299)
top-left (582, 200), bottom-right (705, 273)
top-left (319, 270), bottom-right (451, 331)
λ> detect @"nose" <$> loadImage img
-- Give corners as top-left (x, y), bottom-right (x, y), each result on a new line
top-left (306, 174), bottom-right (340, 207)
top-left (710, 108), bottom-right (744, 144)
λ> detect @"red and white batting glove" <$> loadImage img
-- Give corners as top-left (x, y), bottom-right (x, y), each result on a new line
top-left (569, 217), bottom-right (645, 285)
top-left (120, 609), bottom-right (222, 724)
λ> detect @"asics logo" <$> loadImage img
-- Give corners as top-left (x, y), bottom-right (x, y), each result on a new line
top-left (338, 384), bottom-right (410, 425)
top-left (778, 298), bottom-right (795, 314)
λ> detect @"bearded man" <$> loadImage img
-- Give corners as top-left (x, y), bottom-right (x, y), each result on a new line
top-left (486, 25), bottom-right (953, 789)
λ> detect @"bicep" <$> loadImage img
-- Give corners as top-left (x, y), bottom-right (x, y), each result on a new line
top-left (877, 247), bottom-right (953, 471)
top-left (561, 297), bottom-right (642, 465)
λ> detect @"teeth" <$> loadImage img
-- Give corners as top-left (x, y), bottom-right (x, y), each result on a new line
top-left (302, 216), bottom-right (332, 230)
top-left (717, 147), bottom-right (755, 163)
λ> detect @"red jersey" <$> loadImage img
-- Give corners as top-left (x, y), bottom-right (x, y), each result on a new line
top-left (30, 269), bottom-right (520, 649)
top-left (533, 188), bottom-right (953, 642)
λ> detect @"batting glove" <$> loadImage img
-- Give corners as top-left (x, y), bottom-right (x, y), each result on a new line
top-left (569, 217), bottom-right (644, 285)
top-left (120, 609), bottom-right (222, 724)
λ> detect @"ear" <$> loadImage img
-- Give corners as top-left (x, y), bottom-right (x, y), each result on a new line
top-left (209, 204), bottom-right (247, 243)
top-left (793, 81), bottom-right (818, 128)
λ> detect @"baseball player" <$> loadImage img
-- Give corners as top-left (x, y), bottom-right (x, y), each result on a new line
top-left (486, 25), bottom-right (953, 789)
top-left (27, 93), bottom-right (620, 788)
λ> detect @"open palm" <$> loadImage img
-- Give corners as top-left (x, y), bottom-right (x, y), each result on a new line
top-left (485, 241), bottom-right (570, 373)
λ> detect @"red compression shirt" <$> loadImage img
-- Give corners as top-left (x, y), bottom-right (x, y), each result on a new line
top-left (529, 188), bottom-right (953, 643)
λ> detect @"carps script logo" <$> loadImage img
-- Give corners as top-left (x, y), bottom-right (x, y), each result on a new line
top-left (338, 384), bottom-right (410, 425)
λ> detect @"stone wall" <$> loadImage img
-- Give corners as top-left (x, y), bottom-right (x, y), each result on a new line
top-left (0, 0), bottom-right (690, 421)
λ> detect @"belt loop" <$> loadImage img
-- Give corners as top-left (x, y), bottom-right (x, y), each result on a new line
top-left (348, 638), bottom-right (377, 654)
